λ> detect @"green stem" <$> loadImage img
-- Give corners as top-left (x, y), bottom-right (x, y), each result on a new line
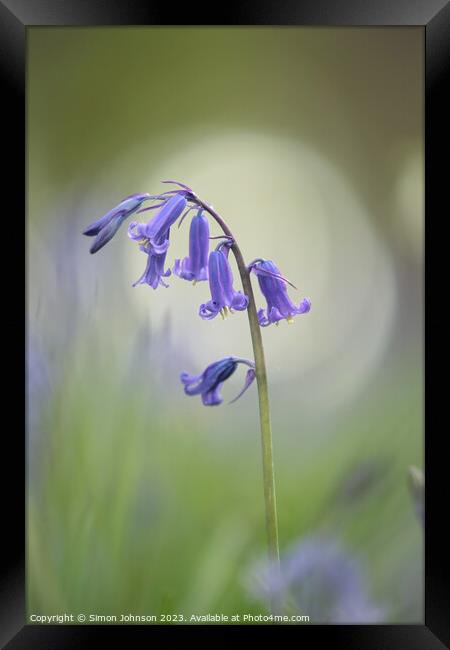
top-left (234, 251), bottom-right (281, 568)
top-left (195, 198), bottom-right (280, 571)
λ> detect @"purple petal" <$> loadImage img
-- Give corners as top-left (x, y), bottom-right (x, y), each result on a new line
top-left (83, 207), bottom-right (121, 236)
top-left (181, 357), bottom-right (236, 397)
top-left (257, 308), bottom-right (270, 327)
top-left (145, 193), bottom-right (187, 241)
top-left (199, 301), bottom-right (220, 320)
top-left (89, 214), bottom-right (126, 253)
top-left (180, 370), bottom-right (202, 388)
top-left (173, 258), bottom-right (194, 281)
top-left (231, 291), bottom-right (249, 311)
top-left (150, 238), bottom-right (170, 255)
top-left (268, 306), bottom-right (284, 324)
top-left (84, 193), bottom-right (151, 237)
top-left (229, 368), bottom-right (256, 404)
top-left (128, 221), bottom-right (147, 241)
top-left (297, 297), bottom-right (311, 314)
top-left (202, 385), bottom-right (224, 406)
top-left (250, 264), bottom-right (298, 290)
top-left (128, 222), bottom-right (170, 254)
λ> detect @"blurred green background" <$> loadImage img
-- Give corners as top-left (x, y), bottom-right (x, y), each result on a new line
top-left (27, 27), bottom-right (423, 623)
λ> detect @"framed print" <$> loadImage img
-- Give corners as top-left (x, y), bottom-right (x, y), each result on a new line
top-left (2, 0), bottom-right (448, 646)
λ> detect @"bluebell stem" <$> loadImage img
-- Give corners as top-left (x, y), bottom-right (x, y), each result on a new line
top-left (83, 193), bottom-right (152, 254)
top-left (181, 357), bottom-right (255, 406)
top-left (249, 259), bottom-right (311, 327)
top-left (199, 244), bottom-right (249, 320)
top-left (173, 210), bottom-right (210, 282)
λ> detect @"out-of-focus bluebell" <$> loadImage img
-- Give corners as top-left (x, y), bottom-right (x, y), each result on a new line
top-left (173, 210), bottom-right (210, 282)
top-left (334, 459), bottom-right (389, 506)
top-left (249, 259), bottom-right (311, 327)
top-left (199, 244), bottom-right (249, 320)
top-left (27, 336), bottom-right (51, 436)
top-left (123, 311), bottom-right (194, 398)
top-left (83, 193), bottom-right (152, 254)
top-left (408, 466), bottom-right (424, 526)
top-left (181, 356), bottom-right (255, 406)
top-left (246, 535), bottom-right (385, 623)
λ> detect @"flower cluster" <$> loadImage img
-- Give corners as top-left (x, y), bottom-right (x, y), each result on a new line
top-left (83, 182), bottom-right (311, 405)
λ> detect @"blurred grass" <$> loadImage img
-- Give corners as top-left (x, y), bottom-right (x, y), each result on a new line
top-left (27, 26), bottom-right (423, 623)
top-left (27, 335), bottom-right (422, 621)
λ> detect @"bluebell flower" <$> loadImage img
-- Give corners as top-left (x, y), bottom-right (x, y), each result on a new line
top-left (131, 233), bottom-right (172, 289)
top-left (142, 192), bottom-right (187, 248)
top-left (249, 259), bottom-right (311, 327)
top-left (181, 356), bottom-right (255, 406)
top-left (173, 210), bottom-right (210, 282)
top-left (83, 193), bottom-right (152, 254)
top-left (127, 192), bottom-right (188, 289)
top-left (199, 245), bottom-right (249, 320)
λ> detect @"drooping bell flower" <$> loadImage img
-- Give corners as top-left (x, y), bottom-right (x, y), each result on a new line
top-left (173, 210), bottom-right (210, 282)
top-left (249, 259), bottom-right (311, 327)
top-left (180, 357), bottom-right (256, 406)
top-left (143, 192), bottom-right (187, 248)
top-left (199, 245), bottom-right (249, 320)
top-left (127, 192), bottom-right (188, 289)
top-left (128, 229), bottom-right (172, 289)
top-left (83, 193), bottom-right (152, 254)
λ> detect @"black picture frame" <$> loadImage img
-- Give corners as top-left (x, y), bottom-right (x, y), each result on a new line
top-left (3, 0), bottom-right (448, 646)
